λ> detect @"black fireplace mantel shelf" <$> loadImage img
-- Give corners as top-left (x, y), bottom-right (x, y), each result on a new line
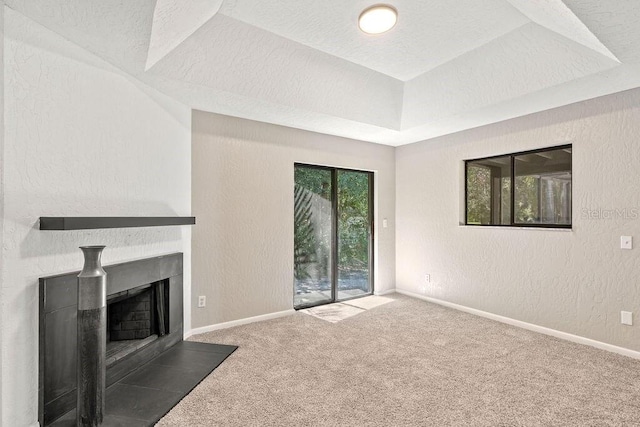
top-left (39, 216), bottom-right (196, 230)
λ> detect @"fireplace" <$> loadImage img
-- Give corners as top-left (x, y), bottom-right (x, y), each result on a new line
top-left (109, 286), bottom-right (155, 341)
top-left (105, 280), bottom-right (170, 365)
top-left (39, 254), bottom-right (184, 426)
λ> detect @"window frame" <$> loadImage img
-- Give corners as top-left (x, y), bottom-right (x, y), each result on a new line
top-left (464, 144), bottom-right (572, 229)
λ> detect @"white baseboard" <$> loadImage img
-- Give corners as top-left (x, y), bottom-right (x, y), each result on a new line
top-left (374, 288), bottom-right (396, 296)
top-left (396, 289), bottom-right (640, 360)
top-left (185, 309), bottom-right (296, 339)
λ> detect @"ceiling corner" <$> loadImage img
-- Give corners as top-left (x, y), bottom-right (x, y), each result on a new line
top-left (145, 0), bottom-right (225, 71)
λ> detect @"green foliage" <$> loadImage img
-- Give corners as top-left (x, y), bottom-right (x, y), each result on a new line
top-left (294, 167), bottom-right (371, 277)
top-left (466, 165), bottom-right (491, 224)
top-left (295, 167), bottom-right (331, 199)
top-left (293, 184), bottom-right (316, 280)
top-left (515, 176), bottom-right (539, 223)
top-left (467, 165), bottom-right (548, 224)
top-left (337, 171), bottom-right (369, 270)
top-left (294, 167), bottom-right (332, 278)
top-left (467, 151), bottom-right (571, 225)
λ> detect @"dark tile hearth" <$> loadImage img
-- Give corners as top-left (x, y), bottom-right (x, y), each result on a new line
top-left (50, 341), bottom-right (237, 426)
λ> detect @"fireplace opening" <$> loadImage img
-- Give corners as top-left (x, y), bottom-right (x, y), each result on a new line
top-left (106, 279), bottom-right (170, 366)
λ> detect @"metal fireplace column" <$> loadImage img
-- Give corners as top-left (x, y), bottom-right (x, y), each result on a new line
top-left (77, 246), bottom-right (107, 426)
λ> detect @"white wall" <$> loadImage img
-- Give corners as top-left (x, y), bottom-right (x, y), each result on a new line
top-left (0, 1), bottom-right (5, 423)
top-left (1, 9), bottom-right (191, 426)
top-left (396, 87), bottom-right (640, 352)
top-left (191, 111), bottom-right (395, 329)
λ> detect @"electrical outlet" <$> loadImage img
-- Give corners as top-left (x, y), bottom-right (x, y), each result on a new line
top-left (198, 296), bottom-right (206, 308)
top-left (621, 311), bottom-right (633, 326)
top-left (425, 274), bottom-right (431, 283)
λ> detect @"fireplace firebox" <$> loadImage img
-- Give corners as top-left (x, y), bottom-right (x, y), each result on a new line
top-left (39, 253), bottom-right (184, 426)
top-left (106, 279), bottom-right (170, 366)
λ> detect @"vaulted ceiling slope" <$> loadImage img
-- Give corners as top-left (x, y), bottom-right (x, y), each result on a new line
top-left (6, 0), bottom-right (640, 146)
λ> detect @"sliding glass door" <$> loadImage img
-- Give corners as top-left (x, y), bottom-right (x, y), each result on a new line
top-left (294, 164), bottom-right (373, 309)
top-left (293, 166), bottom-right (333, 307)
top-left (337, 170), bottom-right (372, 301)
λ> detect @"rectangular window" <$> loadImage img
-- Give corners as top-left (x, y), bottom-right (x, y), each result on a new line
top-left (465, 145), bottom-right (572, 228)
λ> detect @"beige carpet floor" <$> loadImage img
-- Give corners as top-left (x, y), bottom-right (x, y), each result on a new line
top-left (157, 294), bottom-right (640, 426)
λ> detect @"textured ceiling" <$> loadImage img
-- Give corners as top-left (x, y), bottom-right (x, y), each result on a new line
top-left (5, 0), bottom-right (640, 146)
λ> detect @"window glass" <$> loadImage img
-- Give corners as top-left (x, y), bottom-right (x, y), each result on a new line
top-left (465, 146), bottom-right (571, 228)
top-left (514, 148), bottom-right (572, 225)
top-left (466, 156), bottom-right (511, 225)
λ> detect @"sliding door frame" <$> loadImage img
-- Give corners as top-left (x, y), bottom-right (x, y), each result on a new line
top-left (294, 163), bottom-right (375, 309)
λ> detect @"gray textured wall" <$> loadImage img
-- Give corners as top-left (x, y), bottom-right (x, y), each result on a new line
top-left (0, 2), bottom-right (5, 424)
top-left (191, 111), bottom-right (396, 328)
top-left (396, 87), bottom-right (640, 351)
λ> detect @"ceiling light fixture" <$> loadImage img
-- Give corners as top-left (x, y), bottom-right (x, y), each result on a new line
top-left (358, 4), bottom-right (397, 35)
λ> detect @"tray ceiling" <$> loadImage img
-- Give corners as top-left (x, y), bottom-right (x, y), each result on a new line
top-left (6, 0), bottom-right (640, 146)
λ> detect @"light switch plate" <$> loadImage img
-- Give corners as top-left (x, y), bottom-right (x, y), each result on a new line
top-left (621, 311), bottom-right (633, 326)
top-left (382, 218), bottom-right (388, 228)
top-left (621, 236), bottom-right (633, 249)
